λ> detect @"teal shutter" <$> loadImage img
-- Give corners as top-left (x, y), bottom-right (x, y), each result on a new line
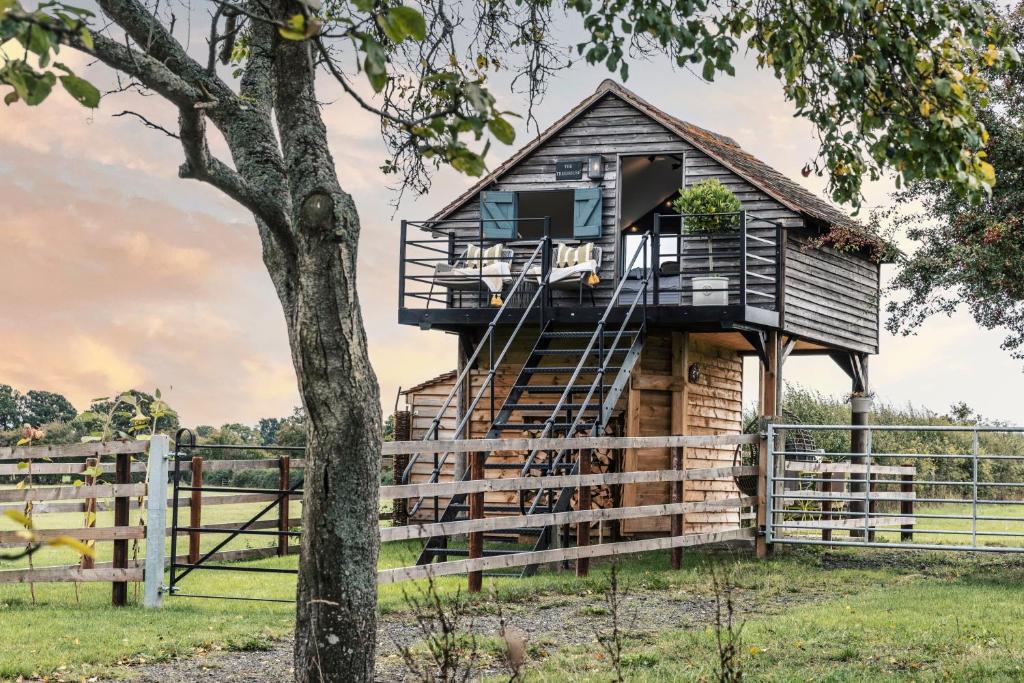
top-left (573, 187), bottom-right (603, 238)
top-left (480, 191), bottom-right (517, 239)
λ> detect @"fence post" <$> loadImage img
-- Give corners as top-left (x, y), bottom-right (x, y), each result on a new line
top-left (188, 456), bottom-right (203, 565)
top-left (577, 449), bottom-right (591, 578)
top-left (278, 455), bottom-right (291, 556)
top-left (467, 451), bottom-right (484, 593)
top-left (144, 435), bottom-right (170, 608)
top-left (81, 456), bottom-right (98, 570)
top-left (393, 409), bottom-right (411, 527)
top-left (112, 451), bottom-right (130, 607)
top-left (821, 472), bottom-right (837, 543)
top-left (900, 473), bottom-right (914, 542)
top-left (867, 475), bottom-right (878, 543)
top-left (670, 446), bottom-right (684, 570)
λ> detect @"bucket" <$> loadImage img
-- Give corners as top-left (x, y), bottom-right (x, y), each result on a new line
top-left (692, 276), bottom-right (729, 306)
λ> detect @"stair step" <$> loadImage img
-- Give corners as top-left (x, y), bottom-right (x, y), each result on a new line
top-left (541, 330), bottom-right (640, 338)
top-left (505, 403), bottom-right (599, 411)
top-left (485, 527), bottom-right (544, 536)
top-left (484, 461), bottom-right (576, 471)
top-left (449, 504), bottom-right (524, 513)
top-left (533, 348), bottom-right (629, 355)
top-left (515, 384), bottom-right (593, 394)
top-left (521, 366), bottom-right (620, 374)
top-left (492, 421), bottom-right (594, 431)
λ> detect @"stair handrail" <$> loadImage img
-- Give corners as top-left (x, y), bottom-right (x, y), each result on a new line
top-left (402, 239), bottom-right (550, 510)
top-left (516, 234), bottom-right (651, 478)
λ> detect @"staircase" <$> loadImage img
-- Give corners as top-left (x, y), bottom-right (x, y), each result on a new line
top-left (412, 236), bottom-right (654, 575)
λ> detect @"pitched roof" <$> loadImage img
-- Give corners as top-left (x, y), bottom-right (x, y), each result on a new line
top-left (431, 79), bottom-right (863, 232)
top-left (401, 370), bottom-right (457, 396)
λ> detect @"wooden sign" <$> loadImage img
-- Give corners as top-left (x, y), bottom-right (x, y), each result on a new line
top-left (555, 160), bottom-right (583, 180)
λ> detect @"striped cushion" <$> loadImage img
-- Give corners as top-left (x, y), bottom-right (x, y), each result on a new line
top-left (556, 243), bottom-right (574, 268)
top-left (575, 242), bottom-right (595, 265)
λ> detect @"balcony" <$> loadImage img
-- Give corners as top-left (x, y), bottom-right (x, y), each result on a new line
top-left (398, 212), bottom-right (783, 331)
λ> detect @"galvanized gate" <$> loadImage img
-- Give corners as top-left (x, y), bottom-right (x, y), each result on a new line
top-left (765, 424), bottom-right (1024, 553)
top-left (166, 428), bottom-right (302, 602)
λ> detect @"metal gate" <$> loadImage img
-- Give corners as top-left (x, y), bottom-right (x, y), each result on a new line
top-left (167, 428), bottom-right (302, 602)
top-left (765, 423), bottom-right (1024, 553)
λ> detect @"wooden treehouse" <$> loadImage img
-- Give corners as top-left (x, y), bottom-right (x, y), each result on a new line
top-left (395, 80), bottom-right (884, 572)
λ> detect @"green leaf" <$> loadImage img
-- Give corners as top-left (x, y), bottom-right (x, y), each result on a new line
top-left (3, 91), bottom-right (18, 105)
top-left (79, 27), bottom-right (93, 50)
top-left (487, 116), bottom-right (515, 145)
top-left (702, 58), bottom-right (715, 81)
top-left (57, 73), bottom-right (98, 107)
top-left (388, 6), bottom-right (426, 41)
top-left (0, 0), bottom-right (16, 14)
top-left (363, 39), bottom-right (388, 92)
top-left (278, 14), bottom-right (307, 41)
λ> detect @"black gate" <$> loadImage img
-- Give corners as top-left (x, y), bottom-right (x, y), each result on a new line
top-left (167, 428), bottom-right (303, 602)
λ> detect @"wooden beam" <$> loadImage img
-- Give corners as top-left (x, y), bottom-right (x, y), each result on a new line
top-left (381, 496), bottom-right (756, 543)
top-left (380, 466), bottom-right (758, 500)
top-left (0, 440), bottom-right (149, 461)
top-left (382, 433), bottom-right (759, 456)
top-left (377, 528), bottom-right (756, 584)
top-left (0, 483), bottom-right (146, 504)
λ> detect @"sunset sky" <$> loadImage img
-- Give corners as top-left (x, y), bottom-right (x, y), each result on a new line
top-left (2, 34), bottom-right (1022, 428)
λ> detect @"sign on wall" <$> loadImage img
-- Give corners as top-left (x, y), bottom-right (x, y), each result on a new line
top-left (555, 160), bottom-right (583, 180)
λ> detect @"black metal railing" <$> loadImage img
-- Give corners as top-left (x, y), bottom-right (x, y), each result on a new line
top-left (398, 211), bottom-right (783, 314)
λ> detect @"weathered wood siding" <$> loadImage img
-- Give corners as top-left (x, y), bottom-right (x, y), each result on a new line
top-left (784, 229), bottom-right (881, 353)
top-left (622, 331), bottom-right (742, 535)
top-left (405, 374), bottom-right (458, 522)
top-left (436, 93), bottom-right (800, 308)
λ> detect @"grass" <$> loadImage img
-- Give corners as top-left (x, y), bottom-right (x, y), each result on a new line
top-left (5, 501), bottom-right (1024, 680)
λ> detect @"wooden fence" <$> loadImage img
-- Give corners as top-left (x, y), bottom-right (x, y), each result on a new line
top-left (377, 433), bottom-right (760, 590)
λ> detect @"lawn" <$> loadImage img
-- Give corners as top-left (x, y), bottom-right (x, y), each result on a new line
top-left (4, 502), bottom-right (1024, 680)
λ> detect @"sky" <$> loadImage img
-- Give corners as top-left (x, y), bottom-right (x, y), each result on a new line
top-left (1, 25), bottom-right (1023, 428)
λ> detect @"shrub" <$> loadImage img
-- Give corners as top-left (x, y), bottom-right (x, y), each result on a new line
top-left (671, 179), bottom-right (742, 233)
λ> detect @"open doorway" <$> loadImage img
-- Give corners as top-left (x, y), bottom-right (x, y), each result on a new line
top-left (619, 154), bottom-right (683, 274)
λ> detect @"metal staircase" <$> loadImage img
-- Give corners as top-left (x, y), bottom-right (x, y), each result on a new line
top-left (411, 235), bottom-right (654, 575)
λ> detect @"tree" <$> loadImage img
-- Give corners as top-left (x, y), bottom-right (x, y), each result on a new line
top-left (20, 390), bottom-right (76, 427)
top-left (257, 416), bottom-right (283, 444)
top-left (886, 3), bottom-right (1024, 360)
top-left (0, 385), bottom-right (23, 430)
top-left (1, 0), bottom-right (1016, 679)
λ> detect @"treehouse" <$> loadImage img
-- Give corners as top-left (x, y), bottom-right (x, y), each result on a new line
top-left (395, 80), bottom-right (884, 567)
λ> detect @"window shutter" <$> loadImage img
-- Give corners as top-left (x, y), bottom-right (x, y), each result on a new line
top-left (480, 191), bottom-right (517, 239)
top-left (573, 187), bottom-right (603, 238)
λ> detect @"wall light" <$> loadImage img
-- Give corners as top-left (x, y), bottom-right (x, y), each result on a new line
top-left (587, 154), bottom-right (604, 180)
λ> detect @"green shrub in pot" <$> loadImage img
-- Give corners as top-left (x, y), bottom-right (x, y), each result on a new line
top-left (671, 179), bottom-right (743, 232)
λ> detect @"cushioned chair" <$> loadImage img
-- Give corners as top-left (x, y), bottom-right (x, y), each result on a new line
top-left (430, 244), bottom-right (514, 305)
top-left (529, 242), bottom-right (603, 305)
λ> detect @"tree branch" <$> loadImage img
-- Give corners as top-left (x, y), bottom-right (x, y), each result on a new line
top-left (113, 110), bottom-right (180, 138)
top-left (176, 106), bottom-right (290, 240)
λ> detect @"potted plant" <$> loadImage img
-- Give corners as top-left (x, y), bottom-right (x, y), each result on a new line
top-left (671, 179), bottom-right (742, 306)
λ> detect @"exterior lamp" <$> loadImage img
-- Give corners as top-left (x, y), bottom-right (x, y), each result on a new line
top-left (587, 154), bottom-right (604, 180)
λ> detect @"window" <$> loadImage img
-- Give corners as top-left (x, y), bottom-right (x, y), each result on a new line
top-left (516, 190), bottom-right (575, 240)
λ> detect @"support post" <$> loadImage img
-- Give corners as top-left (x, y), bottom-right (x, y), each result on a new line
top-left (670, 446), bottom-right (684, 570)
top-left (467, 451), bottom-right (484, 593)
top-left (756, 330), bottom-right (780, 559)
top-left (849, 393), bottom-right (872, 538)
top-left (576, 450), bottom-right (591, 577)
top-left (81, 457), bottom-right (98, 570)
top-left (188, 456), bottom-right (203, 565)
top-left (900, 473), bottom-right (915, 542)
top-left (144, 435), bottom-right (170, 608)
top-left (278, 455), bottom-right (290, 556)
top-left (820, 472), bottom-right (841, 543)
top-left (112, 451), bottom-right (130, 606)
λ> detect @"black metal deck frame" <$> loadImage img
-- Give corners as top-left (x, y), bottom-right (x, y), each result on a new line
top-left (166, 428), bottom-right (304, 602)
top-left (397, 211), bottom-right (784, 331)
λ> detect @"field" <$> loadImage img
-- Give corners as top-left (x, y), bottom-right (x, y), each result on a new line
top-left (5, 498), bottom-right (1024, 681)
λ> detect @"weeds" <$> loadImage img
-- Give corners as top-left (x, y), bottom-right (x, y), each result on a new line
top-left (595, 561), bottom-right (628, 683)
top-left (492, 582), bottom-right (527, 682)
top-left (395, 574), bottom-right (480, 682)
top-left (708, 561), bottom-right (745, 683)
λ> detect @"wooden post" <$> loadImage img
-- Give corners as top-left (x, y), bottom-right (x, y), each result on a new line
top-left (144, 435), bottom-right (170, 608)
top-left (821, 472), bottom-right (837, 542)
top-left (670, 446), bottom-right (684, 570)
top-left (112, 451), bottom-right (130, 607)
top-left (278, 455), bottom-right (290, 556)
top-left (849, 394), bottom-right (872, 538)
top-left (867, 475), bottom-right (877, 543)
top-left (81, 457), bottom-right (97, 570)
top-left (188, 456), bottom-right (203, 565)
top-left (756, 331), bottom-right (780, 559)
top-left (900, 473), bottom-right (915, 542)
top-left (392, 409), bottom-right (411, 526)
top-left (467, 451), bottom-right (484, 593)
top-left (576, 450), bottom-right (591, 577)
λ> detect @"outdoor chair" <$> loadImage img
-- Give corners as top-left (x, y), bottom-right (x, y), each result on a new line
top-left (429, 243), bottom-right (514, 306)
top-left (528, 242), bottom-right (603, 305)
